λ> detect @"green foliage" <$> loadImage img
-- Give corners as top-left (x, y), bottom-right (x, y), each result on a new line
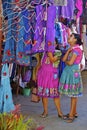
top-left (0, 113), bottom-right (37, 130)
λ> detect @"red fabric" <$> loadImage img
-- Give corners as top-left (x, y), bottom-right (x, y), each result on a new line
top-left (15, 0), bottom-right (19, 2)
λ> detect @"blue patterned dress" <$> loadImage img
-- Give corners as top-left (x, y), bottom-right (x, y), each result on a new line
top-left (59, 45), bottom-right (83, 97)
top-left (0, 64), bottom-right (15, 113)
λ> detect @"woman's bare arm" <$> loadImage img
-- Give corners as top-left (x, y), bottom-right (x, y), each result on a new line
top-left (65, 53), bottom-right (77, 66)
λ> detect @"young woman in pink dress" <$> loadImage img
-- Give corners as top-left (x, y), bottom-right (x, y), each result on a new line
top-left (37, 44), bottom-right (63, 118)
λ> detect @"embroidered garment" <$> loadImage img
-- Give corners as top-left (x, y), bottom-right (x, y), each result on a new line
top-left (2, 1), bottom-right (34, 66)
top-left (37, 51), bottom-right (60, 98)
top-left (46, 5), bottom-right (56, 52)
top-left (59, 45), bottom-right (83, 97)
top-left (32, 5), bottom-right (45, 53)
top-left (0, 64), bottom-right (15, 113)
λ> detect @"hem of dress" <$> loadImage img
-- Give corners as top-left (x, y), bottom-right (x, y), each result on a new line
top-left (59, 92), bottom-right (83, 97)
top-left (37, 95), bottom-right (60, 98)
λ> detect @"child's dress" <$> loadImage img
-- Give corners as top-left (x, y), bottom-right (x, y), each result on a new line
top-left (37, 51), bottom-right (60, 98)
top-left (59, 45), bottom-right (83, 97)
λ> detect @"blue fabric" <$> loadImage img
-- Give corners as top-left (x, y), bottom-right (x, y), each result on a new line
top-left (0, 64), bottom-right (15, 113)
top-left (2, 2), bottom-right (32, 66)
top-left (55, 23), bottom-right (63, 44)
top-left (59, 64), bottom-right (83, 97)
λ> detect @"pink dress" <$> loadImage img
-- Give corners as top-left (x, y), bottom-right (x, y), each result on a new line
top-left (37, 52), bottom-right (59, 98)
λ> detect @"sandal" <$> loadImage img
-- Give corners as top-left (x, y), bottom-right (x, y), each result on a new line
top-left (65, 117), bottom-right (75, 123)
top-left (74, 113), bottom-right (78, 118)
top-left (63, 114), bottom-right (69, 120)
top-left (58, 114), bottom-right (64, 119)
top-left (63, 113), bottom-right (78, 119)
top-left (40, 113), bottom-right (48, 118)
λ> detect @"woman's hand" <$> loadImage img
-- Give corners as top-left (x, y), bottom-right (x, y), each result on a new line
top-left (67, 47), bottom-right (72, 53)
top-left (62, 47), bottom-right (72, 62)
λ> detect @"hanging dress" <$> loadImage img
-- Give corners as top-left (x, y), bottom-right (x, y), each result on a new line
top-left (32, 5), bottom-right (45, 53)
top-left (0, 64), bottom-right (15, 113)
top-left (2, 1), bottom-right (32, 66)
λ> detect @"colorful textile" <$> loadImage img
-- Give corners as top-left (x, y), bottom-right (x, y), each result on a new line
top-left (32, 5), bottom-right (45, 53)
top-left (2, 1), bottom-right (34, 65)
top-left (71, 45), bottom-right (83, 64)
top-left (55, 22), bottom-right (63, 44)
top-left (46, 5), bottom-right (56, 52)
top-left (57, 0), bottom-right (75, 19)
top-left (37, 52), bottom-right (60, 98)
top-left (55, 22), bottom-right (69, 49)
top-left (0, 64), bottom-right (15, 113)
top-left (59, 46), bottom-right (83, 97)
top-left (75, 0), bottom-right (83, 19)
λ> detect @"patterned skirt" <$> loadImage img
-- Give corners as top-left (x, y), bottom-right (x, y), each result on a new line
top-left (37, 63), bottom-right (60, 98)
top-left (59, 64), bottom-right (83, 97)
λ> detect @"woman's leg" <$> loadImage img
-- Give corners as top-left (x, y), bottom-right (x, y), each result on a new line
top-left (65, 97), bottom-right (78, 123)
top-left (42, 97), bottom-right (48, 115)
top-left (70, 97), bottom-right (78, 116)
top-left (69, 97), bottom-right (78, 117)
top-left (53, 97), bottom-right (63, 116)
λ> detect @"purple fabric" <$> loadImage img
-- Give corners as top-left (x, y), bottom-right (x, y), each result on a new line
top-left (45, 6), bottom-right (56, 52)
top-left (32, 5), bottom-right (45, 53)
top-left (23, 70), bottom-right (31, 82)
top-left (58, 0), bottom-right (75, 19)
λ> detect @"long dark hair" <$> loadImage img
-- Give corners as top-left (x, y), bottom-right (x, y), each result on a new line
top-left (72, 33), bottom-right (83, 45)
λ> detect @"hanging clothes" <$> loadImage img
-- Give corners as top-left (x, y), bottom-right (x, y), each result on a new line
top-left (0, 64), bottom-right (15, 113)
top-left (2, 0), bottom-right (35, 66)
top-left (55, 22), bottom-right (63, 44)
top-left (75, 0), bottom-right (83, 19)
top-left (55, 22), bottom-right (69, 49)
top-left (15, 7), bottom-right (33, 65)
top-left (53, 0), bottom-right (67, 6)
top-left (75, 0), bottom-right (83, 34)
top-left (57, 0), bottom-right (75, 19)
top-left (46, 5), bottom-right (56, 52)
top-left (23, 7), bottom-right (35, 55)
top-left (32, 5), bottom-right (45, 53)
top-left (0, 0), bottom-right (3, 85)
top-left (29, 0), bottom-right (45, 6)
